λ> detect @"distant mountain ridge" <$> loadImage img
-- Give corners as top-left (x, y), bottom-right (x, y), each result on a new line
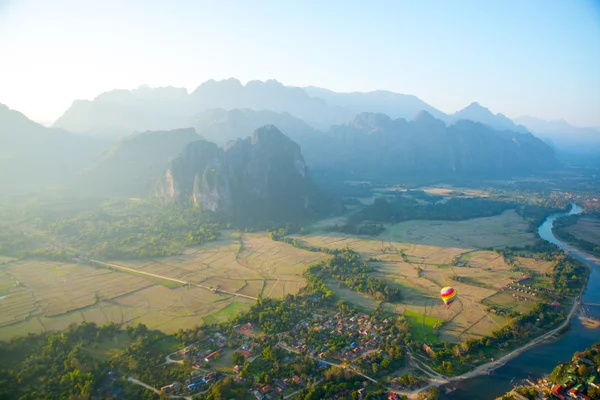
top-left (192, 108), bottom-right (319, 146)
top-left (0, 103), bottom-right (107, 192)
top-left (180, 108), bottom-right (560, 180)
top-left (308, 111), bottom-right (557, 180)
top-left (53, 79), bottom-right (539, 141)
top-left (515, 115), bottom-right (600, 150)
top-left (451, 102), bottom-right (529, 133)
top-left (302, 86), bottom-right (448, 121)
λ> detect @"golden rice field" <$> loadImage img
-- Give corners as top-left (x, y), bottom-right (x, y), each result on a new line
top-left (0, 211), bottom-right (551, 344)
top-left (291, 211), bottom-right (550, 342)
top-left (0, 231), bottom-right (328, 340)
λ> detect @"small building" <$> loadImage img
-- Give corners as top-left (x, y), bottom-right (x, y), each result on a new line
top-left (292, 375), bottom-right (303, 385)
top-left (551, 385), bottom-right (566, 400)
top-left (238, 349), bottom-right (254, 358)
top-left (204, 348), bottom-right (223, 362)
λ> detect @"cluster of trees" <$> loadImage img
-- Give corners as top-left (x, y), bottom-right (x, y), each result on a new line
top-left (516, 203), bottom-right (569, 230)
top-left (269, 231), bottom-right (341, 254)
top-left (553, 214), bottom-right (600, 257)
top-left (359, 197), bottom-right (516, 224)
top-left (306, 248), bottom-right (401, 301)
top-left (0, 321), bottom-right (198, 400)
top-left (499, 242), bottom-right (588, 295)
top-left (39, 205), bottom-right (221, 259)
top-left (234, 280), bottom-right (336, 334)
top-left (326, 222), bottom-right (385, 236)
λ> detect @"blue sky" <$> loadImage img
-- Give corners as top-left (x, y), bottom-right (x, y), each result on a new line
top-left (1, 0), bottom-right (599, 126)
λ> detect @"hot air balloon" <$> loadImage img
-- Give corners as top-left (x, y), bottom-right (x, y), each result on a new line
top-left (440, 286), bottom-right (457, 307)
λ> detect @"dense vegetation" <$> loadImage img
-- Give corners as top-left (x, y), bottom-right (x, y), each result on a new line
top-left (0, 199), bottom-right (221, 260)
top-left (0, 322), bottom-right (181, 400)
top-left (501, 240), bottom-right (588, 295)
top-left (307, 248), bottom-right (401, 301)
top-left (357, 197), bottom-right (516, 224)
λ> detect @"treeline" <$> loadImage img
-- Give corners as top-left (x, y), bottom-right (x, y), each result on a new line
top-left (553, 214), bottom-right (600, 257)
top-left (516, 203), bottom-right (570, 230)
top-left (306, 248), bottom-right (401, 301)
top-left (326, 223), bottom-right (385, 236)
top-left (359, 197), bottom-right (516, 223)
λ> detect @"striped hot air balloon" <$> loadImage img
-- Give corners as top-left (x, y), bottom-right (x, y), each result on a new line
top-left (440, 286), bottom-right (457, 307)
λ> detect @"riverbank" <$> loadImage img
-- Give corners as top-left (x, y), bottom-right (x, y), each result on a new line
top-left (438, 204), bottom-right (600, 400)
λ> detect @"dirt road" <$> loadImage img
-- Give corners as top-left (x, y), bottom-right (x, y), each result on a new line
top-left (90, 259), bottom-right (258, 300)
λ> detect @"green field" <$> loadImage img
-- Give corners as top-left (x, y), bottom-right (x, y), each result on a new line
top-left (210, 348), bottom-right (237, 373)
top-left (83, 331), bottom-right (134, 361)
top-left (403, 310), bottom-right (443, 343)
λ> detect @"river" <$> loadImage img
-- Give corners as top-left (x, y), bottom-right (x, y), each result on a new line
top-left (439, 204), bottom-right (600, 400)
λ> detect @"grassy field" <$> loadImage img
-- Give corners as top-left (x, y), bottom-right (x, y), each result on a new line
top-left (210, 348), bottom-right (237, 373)
top-left (288, 211), bottom-right (552, 343)
top-left (324, 279), bottom-right (381, 310)
top-left (115, 231), bottom-right (327, 300)
top-left (403, 310), bottom-right (444, 343)
top-left (564, 217), bottom-right (600, 246)
top-left (381, 210), bottom-right (536, 249)
top-left (0, 259), bottom-right (255, 340)
top-left (0, 231), bottom-right (328, 340)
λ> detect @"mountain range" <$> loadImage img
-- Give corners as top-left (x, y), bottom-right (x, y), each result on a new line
top-left (4, 77), bottom-right (595, 199)
top-left (52, 78), bottom-right (570, 141)
top-left (309, 111), bottom-right (556, 180)
top-left (514, 115), bottom-right (600, 151)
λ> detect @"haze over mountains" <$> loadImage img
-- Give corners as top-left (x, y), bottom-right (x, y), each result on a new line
top-left (2, 77), bottom-right (597, 196)
top-left (54, 78), bottom-right (560, 138)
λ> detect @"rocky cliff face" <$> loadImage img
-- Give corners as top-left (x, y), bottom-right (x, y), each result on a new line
top-left (159, 125), bottom-right (323, 222)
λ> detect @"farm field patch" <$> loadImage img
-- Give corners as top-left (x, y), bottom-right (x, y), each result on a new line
top-left (324, 280), bottom-right (381, 310)
top-left (564, 217), bottom-right (600, 246)
top-left (382, 210), bottom-right (535, 249)
top-left (0, 259), bottom-right (254, 340)
top-left (286, 214), bottom-right (548, 343)
top-left (117, 231), bottom-right (327, 299)
top-left (403, 310), bottom-right (444, 343)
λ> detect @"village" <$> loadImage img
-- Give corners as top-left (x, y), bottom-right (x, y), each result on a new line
top-left (139, 306), bottom-right (429, 400)
top-left (504, 346), bottom-right (600, 400)
top-left (279, 311), bottom-right (387, 363)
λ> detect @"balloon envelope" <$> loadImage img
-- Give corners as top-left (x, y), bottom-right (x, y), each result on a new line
top-left (440, 286), bottom-right (457, 306)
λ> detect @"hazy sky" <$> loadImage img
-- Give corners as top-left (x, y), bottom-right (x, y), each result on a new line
top-left (1, 0), bottom-right (599, 126)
